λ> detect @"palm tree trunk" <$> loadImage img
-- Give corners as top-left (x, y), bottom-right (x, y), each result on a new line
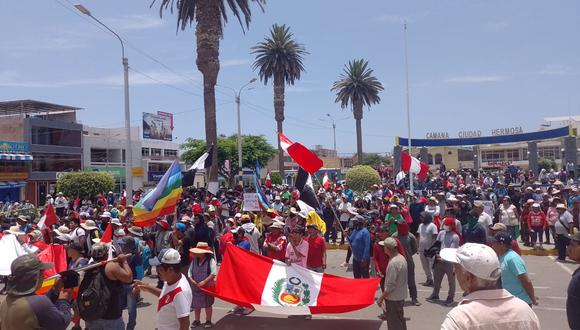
top-left (196, 0), bottom-right (220, 182)
top-left (274, 74), bottom-right (285, 180)
top-left (353, 101), bottom-right (363, 164)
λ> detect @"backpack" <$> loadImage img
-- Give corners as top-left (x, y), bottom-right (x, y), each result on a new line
top-left (77, 267), bottom-right (111, 321)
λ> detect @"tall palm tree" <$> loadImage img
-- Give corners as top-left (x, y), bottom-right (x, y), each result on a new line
top-left (331, 59), bottom-right (384, 164)
top-left (154, 0), bottom-right (264, 182)
top-left (251, 24), bottom-right (307, 178)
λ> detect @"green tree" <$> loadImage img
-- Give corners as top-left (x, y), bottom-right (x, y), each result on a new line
top-left (154, 0), bottom-right (265, 182)
top-left (331, 59), bottom-right (384, 164)
top-left (269, 172), bottom-right (282, 185)
top-left (181, 134), bottom-right (276, 185)
top-left (345, 165), bottom-right (381, 194)
top-left (57, 172), bottom-right (115, 199)
top-left (252, 24), bottom-right (307, 179)
top-left (538, 157), bottom-right (557, 172)
top-left (362, 153), bottom-right (391, 168)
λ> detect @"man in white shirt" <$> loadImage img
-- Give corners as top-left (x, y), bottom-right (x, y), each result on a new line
top-left (555, 204), bottom-right (574, 261)
top-left (417, 213), bottom-right (438, 286)
top-left (54, 192), bottom-right (68, 217)
top-left (473, 202), bottom-right (493, 237)
top-left (135, 248), bottom-right (192, 330)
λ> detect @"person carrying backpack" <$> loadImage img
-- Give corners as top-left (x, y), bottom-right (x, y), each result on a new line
top-left (78, 243), bottom-right (132, 330)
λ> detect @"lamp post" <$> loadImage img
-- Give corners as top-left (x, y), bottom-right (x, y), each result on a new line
top-left (75, 4), bottom-right (133, 204)
top-left (326, 113), bottom-right (337, 152)
top-left (221, 78), bottom-right (256, 186)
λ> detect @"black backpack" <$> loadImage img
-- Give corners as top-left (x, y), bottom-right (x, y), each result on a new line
top-left (77, 267), bottom-right (111, 321)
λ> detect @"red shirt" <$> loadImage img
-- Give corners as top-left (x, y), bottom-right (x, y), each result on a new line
top-left (305, 235), bottom-right (325, 268)
top-left (527, 211), bottom-right (547, 228)
top-left (264, 233), bottom-right (287, 261)
top-left (373, 242), bottom-right (389, 274)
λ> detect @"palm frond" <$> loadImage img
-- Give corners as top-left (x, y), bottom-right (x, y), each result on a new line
top-left (331, 59), bottom-right (384, 109)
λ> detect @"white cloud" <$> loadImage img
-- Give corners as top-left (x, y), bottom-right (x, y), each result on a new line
top-left (443, 75), bottom-right (507, 83)
top-left (0, 70), bottom-right (197, 88)
top-left (104, 15), bottom-right (163, 31)
top-left (221, 59), bottom-right (249, 67)
top-left (537, 64), bottom-right (573, 76)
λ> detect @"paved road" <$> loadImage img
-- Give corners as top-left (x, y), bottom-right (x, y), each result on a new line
top-left (0, 249), bottom-right (574, 329)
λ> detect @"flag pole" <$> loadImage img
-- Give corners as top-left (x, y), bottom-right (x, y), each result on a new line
top-left (404, 21), bottom-right (414, 193)
top-left (311, 174), bottom-right (349, 244)
top-left (42, 253), bottom-right (133, 282)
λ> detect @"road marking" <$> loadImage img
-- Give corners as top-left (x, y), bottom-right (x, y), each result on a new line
top-left (211, 306), bottom-right (375, 321)
top-left (548, 256), bottom-right (574, 275)
top-left (534, 306), bottom-right (566, 312)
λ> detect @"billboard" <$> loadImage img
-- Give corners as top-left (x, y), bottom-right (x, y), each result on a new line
top-left (143, 112), bottom-right (173, 141)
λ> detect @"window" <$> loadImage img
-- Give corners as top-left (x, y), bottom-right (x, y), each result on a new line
top-left (481, 151), bottom-right (503, 162)
top-left (164, 149), bottom-right (177, 158)
top-left (538, 147), bottom-right (560, 160)
top-left (31, 126), bottom-right (81, 147)
top-left (151, 148), bottom-right (162, 157)
top-left (32, 153), bottom-right (81, 172)
top-left (435, 153), bottom-right (443, 165)
top-left (522, 148), bottom-right (529, 160)
top-left (457, 149), bottom-right (474, 162)
top-left (148, 163), bottom-right (170, 172)
top-left (142, 148), bottom-right (150, 157)
top-left (427, 153), bottom-right (434, 164)
top-left (90, 148), bottom-right (108, 163)
top-left (505, 149), bottom-right (520, 161)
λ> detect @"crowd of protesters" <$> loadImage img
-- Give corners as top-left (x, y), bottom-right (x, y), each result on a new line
top-left (0, 163), bottom-right (579, 329)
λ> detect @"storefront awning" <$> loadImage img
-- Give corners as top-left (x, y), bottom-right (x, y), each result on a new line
top-left (0, 153), bottom-right (33, 161)
top-left (0, 181), bottom-right (27, 189)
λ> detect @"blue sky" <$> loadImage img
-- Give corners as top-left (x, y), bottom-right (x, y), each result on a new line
top-left (1, 0), bottom-right (579, 155)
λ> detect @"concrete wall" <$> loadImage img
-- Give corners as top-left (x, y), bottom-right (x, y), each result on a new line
top-left (0, 115), bottom-right (24, 141)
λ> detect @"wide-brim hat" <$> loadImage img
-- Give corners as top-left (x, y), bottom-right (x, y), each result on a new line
top-left (189, 242), bottom-right (214, 255)
top-left (289, 207), bottom-right (299, 215)
top-left (110, 218), bottom-right (122, 226)
top-left (270, 221), bottom-right (285, 229)
top-left (5, 226), bottom-right (25, 236)
top-left (7, 255), bottom-right (53, 296)
top-left (81, 220), bottom-right (98, 231)
top-left (128, 226), bottom-right (143, 237)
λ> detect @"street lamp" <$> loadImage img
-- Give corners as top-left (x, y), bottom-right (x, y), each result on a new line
top-left (220, 78), bottom-right (256, 185)
top-left (75, 4), bottom-right (133, 204)
top-left (319, 113), bottom-right (349, 154)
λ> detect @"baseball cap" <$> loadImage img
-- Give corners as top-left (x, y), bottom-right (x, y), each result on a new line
top-left (379, 237), bottom-right (398, 249)
top-left (492, 231), bottom-right (514, 245)
top-left (440, 243), bottom-right (501, 281)
top-left (7, 255), bottom-right (53, 296)
top-left (149, 248), bottom-right (181, 266)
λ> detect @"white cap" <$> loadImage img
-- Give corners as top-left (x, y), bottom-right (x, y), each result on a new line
top-left (149, 248), bottom-right (181, 266)
top-left (110, 218), bottom-right (122, 226)
top-left (440, 243), bottom-right (501, 281)
top-left (100, 212), bottom-right (112, 218)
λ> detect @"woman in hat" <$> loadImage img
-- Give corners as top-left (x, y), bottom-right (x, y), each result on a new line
top-left (188, 242), bottom-right (216, 328)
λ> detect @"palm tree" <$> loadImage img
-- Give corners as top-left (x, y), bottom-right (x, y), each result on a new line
top-left (331, 59), bottom-right (384, 164)
top-left (251, 24), bottom-right (307, 178)
top-left (154, 0), bottom-right (265, 181)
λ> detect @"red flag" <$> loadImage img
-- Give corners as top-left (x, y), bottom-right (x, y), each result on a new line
top-left (265, 172), bottom-right (272, 188)
top-left (100, 223), bottom-right (113, 244)
top-left (322, 171), bottom-right (331, 190)
top-left (100, 193), bottom-right (107, 207)
top-left (401, 152), bottom-right (430, 181)
top-left (203, 245), bottom-right (379, 315)
top-left (37, 244), bottom-right (67, 278)
top-left (278, 132), bottom-right (323, 175)
top-left (73, 196), bottom-right (80, 211)
top-left (38, 204), bottom-right (58, 229)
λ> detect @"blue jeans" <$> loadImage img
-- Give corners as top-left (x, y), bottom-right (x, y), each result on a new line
top-left (85, 317), bottom-right (125, 330)
top-left (125, 284), bottom-right (138, 330)
top-left (324, 223), bottom-right (337, 243)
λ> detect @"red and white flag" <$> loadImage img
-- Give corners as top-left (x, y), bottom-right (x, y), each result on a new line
top-left (37, 204), bottom-right (58, 230)
top-left (278, 132), bottom-right (323, 175)
top-left (203, 245), bottom-right (379, 315)
top-left (401, 152), bottom-right (430, 181)
top-left (322, 171), bottom-right (331, 190)
top-left (265, 172), bottom-right (272, 188)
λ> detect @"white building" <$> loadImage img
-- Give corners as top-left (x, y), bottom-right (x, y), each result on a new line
top-left (82, 126), bottom-right (187, 192)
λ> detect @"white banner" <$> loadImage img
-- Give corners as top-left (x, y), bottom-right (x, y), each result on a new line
top-left (243, 193), bottom-right (261, 211)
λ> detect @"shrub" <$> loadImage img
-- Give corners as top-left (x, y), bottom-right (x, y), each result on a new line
top-left (345, 165), bottom-right (381, 193)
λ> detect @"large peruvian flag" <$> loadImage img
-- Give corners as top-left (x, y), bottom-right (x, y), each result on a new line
top-left (204, 245), bottom-right (379, 315)
top-left (401, 152), bottom-right (430, 181)
top-left (278, 132), bottom-right (323, 175)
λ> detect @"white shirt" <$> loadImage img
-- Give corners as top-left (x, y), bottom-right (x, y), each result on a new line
top-left (339, 202), bottom-right (351, 223)
top-left (55, 196), bottom-right (67, 208)
top-left (69, 227), bottom-right (86, 245)
top-left (555, 211), bottom-right (573, 235)
top-left (157, 274), bottom-right (193, 330)
top-left (478, 212), bottom-right (493, 236)
top-left (418, 223), bottom-right (438, 251)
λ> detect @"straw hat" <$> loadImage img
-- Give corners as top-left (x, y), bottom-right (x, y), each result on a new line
top-left (189, 242), bottom-right (213, 255)
top-left (128, 226), bottom-right (143, 237)
top-left (81, 220), bottom-right (98, 231)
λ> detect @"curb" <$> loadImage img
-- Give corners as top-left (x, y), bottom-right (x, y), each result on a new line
top-left (326, 243), bottom-right (559, 256)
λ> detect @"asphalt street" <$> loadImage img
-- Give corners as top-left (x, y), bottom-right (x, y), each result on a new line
top-left (0, 248), bottom-right (574, 330)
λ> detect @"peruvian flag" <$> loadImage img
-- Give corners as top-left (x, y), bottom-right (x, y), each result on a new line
top-left (401, 152), bottom-right (430, 181)
top-left (100, 223), bottom-right (113, 244)
top-left (37, 204), bottom-right (58, 230)
top-left (322, 172), bottom-right (331, 190)
top-left (265, 172), bottom-right (272, 188)
top-left (203, 245), bottom-right (379, 315)
top-left (73, 196), bottom-right (80, 211)
top-left (278, 132), bottom-right (323, 175)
